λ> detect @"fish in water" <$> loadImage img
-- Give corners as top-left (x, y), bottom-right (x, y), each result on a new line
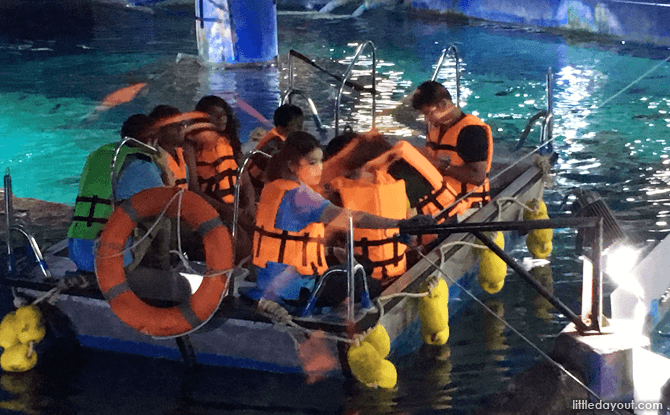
top-left (49, 103), bottom-right (62, 114)
top-left (632, 113), bottom-right (669, 120)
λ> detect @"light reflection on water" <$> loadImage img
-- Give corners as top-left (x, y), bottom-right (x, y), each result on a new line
top-left (1, 3), bottom-right (670, 414)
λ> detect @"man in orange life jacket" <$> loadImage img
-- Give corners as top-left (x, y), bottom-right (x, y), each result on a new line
top-left (410, 81), bottom-right (493, 218)
top-left (248, 104), bottom-right (305, 192)
top-left (148, 105), bottom-right (190, 189)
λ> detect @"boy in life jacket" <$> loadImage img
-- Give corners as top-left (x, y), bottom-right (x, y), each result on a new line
top-left (410, 81), bottom-right (493, 219)
top-left (67, 114), bottom-right (164, 272)
top-left (248, 131), bottom-right (435, 311)
top-left (247, 104), bottom-right (305, 193)
top-left (148, 105), bottom-right (190, 189)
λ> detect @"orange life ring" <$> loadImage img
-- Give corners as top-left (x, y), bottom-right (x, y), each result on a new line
top-left (95, 187), bottom-right (232, 338)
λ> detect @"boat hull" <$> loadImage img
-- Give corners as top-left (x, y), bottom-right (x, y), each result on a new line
top-left (2, 162), bottom-right (547, 376)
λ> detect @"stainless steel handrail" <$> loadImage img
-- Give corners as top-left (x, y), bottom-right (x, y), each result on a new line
top-left (232, 150), bottom-right (270, 258)
top-left (430, 43), bottom-right (461, 107)
top-left (110, 137), bottom-right (158, 208)
top-left (3, 168), bottom-right (51, 278)
top-left (515, 67), bottom-right (554, 151)
top-left (281, 88), bottom-right (326, 131)
top-left (335, 40), bottom-right (376, 138)
top-left (5, 168), bottom-right (14, 273)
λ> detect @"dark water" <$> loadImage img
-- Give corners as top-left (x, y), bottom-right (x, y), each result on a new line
top-left (1, 2), bottom-right (670, 414)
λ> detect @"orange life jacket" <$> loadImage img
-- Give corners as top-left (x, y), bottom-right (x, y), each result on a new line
top-left (363, 140), bottom-right (459, 219)
top-left (252, 179), bottom-right (328, 276)
top-left (329, 171), bottom-right (407, 279)
top-left (187, 126), bottom-right (238, 204)
top-left (248, 127), bottom-right (286, 189)
top-left (426, 114), bottom-right (494, 215)
top-left (166, 147), bottom-right (188, 189)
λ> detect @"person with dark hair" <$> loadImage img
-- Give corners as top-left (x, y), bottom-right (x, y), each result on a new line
top-left (67, 113), bottom-right (164, 272)
top-left (181, 97), bottom-right (255, 262)
top-left (148, 106), bottom-right (189, 190)
top-left (195, 95), bottom-right (242, 161)
top-left (248, 104), bottom-right (305, 192)
top-left (410, 80), bottom-right (493, 217)
top-left (248, 131), bottom-right (435, 310)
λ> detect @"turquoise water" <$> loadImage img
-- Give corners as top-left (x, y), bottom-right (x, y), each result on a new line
top-left (1, 3), bottom-right (670, 414)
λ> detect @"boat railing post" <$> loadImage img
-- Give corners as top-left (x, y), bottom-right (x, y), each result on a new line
top-left (540, 67), bottom-right (554, 154)
top-left (10, 224), bottom-right (51, 279)
top-left (4, 168), bottom-right (14, 273)
top-left (281, 88), bottom-right (327, 133)
top-left (3, 168), bottom-right (51, 279)
top-left (233, 150), bottom-right (270, 266)
top-left (111, 137), bottom-right (158, 209)
top-left (346, 215), bottom-right (355, 322)
top-left (430, 44), bottom-right (460, 107)
top-left (335, 40), bottom-right (376, 138)
top-left (587, 218), bottom-right (604, 332)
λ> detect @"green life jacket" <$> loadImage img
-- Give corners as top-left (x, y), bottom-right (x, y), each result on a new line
top-left (67, 143), bottom-right (152, 240)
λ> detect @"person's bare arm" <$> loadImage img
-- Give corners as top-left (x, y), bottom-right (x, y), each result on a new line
top-left (319, 204), bottom-right (400, 230)
top-left (444, 160), bottom-right (487, 186)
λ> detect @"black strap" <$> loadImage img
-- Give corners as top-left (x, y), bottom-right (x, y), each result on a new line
top-left (196, 155), bottom-right (236, 168)
top-left (73, 195), bottom-right (112, 227)
top-left (175, 178), bottom-right (188, 186)
top-left (254, 226), bottom-right (325, 268)
top-left (426, 141), bottom-right (457, 152)
top-left (415, 181), bottom-right (449, 212)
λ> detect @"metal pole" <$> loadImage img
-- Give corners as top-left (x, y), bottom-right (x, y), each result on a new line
top-left (398, 217), bottom-right (602, 235)
top-left (590, 218), bottom-right (603, 331)
top-left (346, 215), bottom-right (355, 322)
top-left (4, 168), bottom-right (14, 273)
top-left (473, 231), bottom-right (590, 333)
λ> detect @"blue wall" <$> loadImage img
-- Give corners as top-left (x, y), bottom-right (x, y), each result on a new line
top-left (409, 0), bottom-right (670, 46)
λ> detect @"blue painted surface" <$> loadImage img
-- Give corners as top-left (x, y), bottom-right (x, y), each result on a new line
top-left (196, 0), bottom-right (278, 64)
top-left (409, 0), bottom-right (670, 46)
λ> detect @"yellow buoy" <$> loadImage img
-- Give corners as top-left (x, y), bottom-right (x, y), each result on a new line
top-left (347, 341), bottom-right (382, 386)
top-left (526, 233), bottom-right (552, 259)
top-left (0, 343), bottom-right (37, 373)
top-left (478, 232), bottom-right (507, 294)
top-left (524, 199), bottom-right (553, 259)
top-left (0, 313), bottom-right (19, 351)
top-left (375, 359), bottom-right (397, 389)
top-left (419, 278), bottom-right (450, 345)
top-left (15, 308), bottom-right (45, 346)
top-left (363, 324), bottom-right (390, 359)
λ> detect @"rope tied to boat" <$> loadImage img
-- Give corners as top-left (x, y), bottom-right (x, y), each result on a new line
top-left (13, 272), bottom-right (98, 308)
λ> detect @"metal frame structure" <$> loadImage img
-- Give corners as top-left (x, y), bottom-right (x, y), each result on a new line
top-left (400, 216), bottom-right (606, 333)
top-left (430, 43), bottom-right (461, 107)
top-left (334, 40), bottom-right (377, 138)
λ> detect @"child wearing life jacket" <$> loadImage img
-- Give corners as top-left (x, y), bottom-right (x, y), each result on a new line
top-left (249, 131), bottom-right (436, 310)
top-left (321, 129), bottom-right (413, 280)
top-left (67, 114), bottom-right (163, 273)
top-left (247, 104), bottom-right (305, 193)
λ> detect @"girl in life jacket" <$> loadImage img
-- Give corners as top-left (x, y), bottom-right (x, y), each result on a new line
top-left (249, 131), bottom-right (436, 310)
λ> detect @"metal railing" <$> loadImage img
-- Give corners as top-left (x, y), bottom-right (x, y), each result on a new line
top-left (281, 89), bottom-right (327, 132)
top-left (516, 67), bottom-right (554, 153)
top-left (3, 168), bottom-right (51, 279)
top-left (400, 216), bottom-right (607, 334)
top-left (430, 43), bottom-right (461, 107)
top-left (335, 40), bottom-right (377, 138)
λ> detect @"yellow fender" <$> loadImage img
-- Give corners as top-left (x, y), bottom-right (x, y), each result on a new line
top-left (0, 306), bottom-right (45, 372)
top-left (346, 341), bottom-right (397, 389)
top-left (363, 324), bottom-right (390, 359)
top-left (478, 232), bottom-right (507, 294)
top-left (419, 278), bottom-right (450, 345)
top-left (524, 199), bottom-right (553, 259)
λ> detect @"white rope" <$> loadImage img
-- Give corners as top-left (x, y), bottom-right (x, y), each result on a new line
top-left (257, 298), bottom-right (385, 345)
top-left (410, 245), bottom-right (625, 415)
top-left (96, 189), bottom-right (186, 260)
